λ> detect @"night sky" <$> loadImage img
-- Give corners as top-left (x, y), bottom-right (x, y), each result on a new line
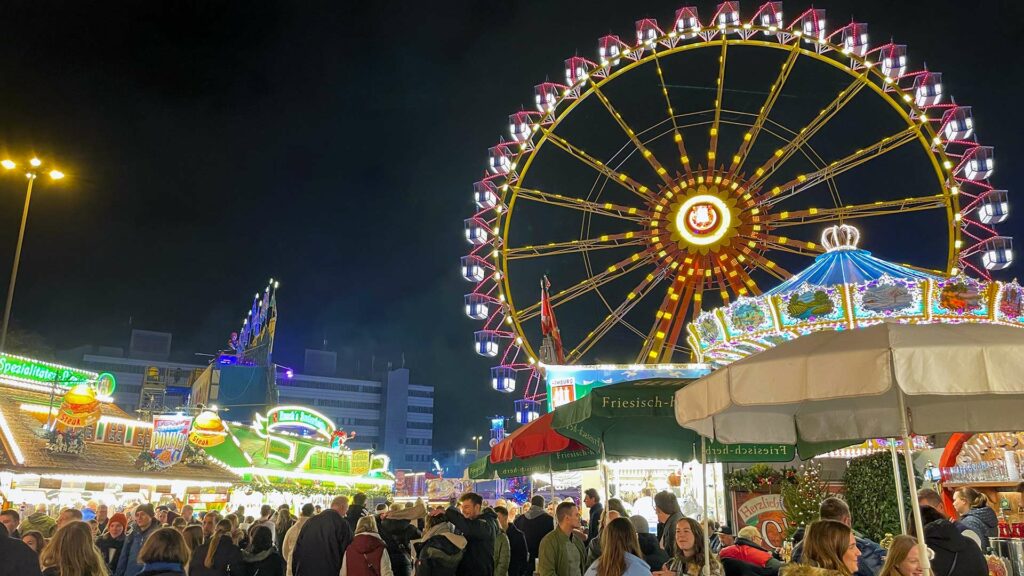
top-left (0, 1), bottom-right (1020, 451)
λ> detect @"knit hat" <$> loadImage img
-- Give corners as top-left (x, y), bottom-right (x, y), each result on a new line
top-left (135, 504), bottom-right (155, 519)
top-left (108, 512), bottom-right (129, 529)
top-left (630, 514), bottom-right (651, 534)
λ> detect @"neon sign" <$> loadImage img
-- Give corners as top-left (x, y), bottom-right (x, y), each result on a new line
top-left (0, 354), bottom-right (97, 387)
top-left (265, 406), bottom-right (336, 444)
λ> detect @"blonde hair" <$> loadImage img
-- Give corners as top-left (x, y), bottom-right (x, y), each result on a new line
top-left (954, 487), bottom-right (989, 509)
top-left (356, 515), bottom-right (379, 534)
top-left (39, 521), bottom-right (108, 576)
top-left (802, 519), bottom-right (854, 576)
top-left (737, 526), bottom-right (761, 541)
top-left (205, 518), bottom-right (234, 568)
top-left (597, 517), bottom-right (643, 576)
top-left (182, 525), bottom-right (204, 555)
top-left (878, 535), bottom-right (917, 576)
top-left (139, 527), bottom-right (191, 565)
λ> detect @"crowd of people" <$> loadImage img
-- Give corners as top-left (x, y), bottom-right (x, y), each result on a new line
top-left (0, 484), bottom-right (997, 576)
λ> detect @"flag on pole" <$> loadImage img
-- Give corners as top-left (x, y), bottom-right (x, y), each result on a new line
top-left (540, 276), bottom-right (566, 364)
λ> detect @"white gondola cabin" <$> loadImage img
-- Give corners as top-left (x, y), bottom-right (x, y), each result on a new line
top-left (635, 18), bottom-right (663, 49)
top-left (942, 106), bottom-right (974, 142)
top-left (464, 218), bottom-right (490, 245)
top-left (913, 72), bottom-right (943, 107)
top-left (841, 22), bottom-right (869, 57)
top-left (598, 35), bottom-right (627, 66)
top-left (978, 190), bottom-right (1009, 225)
top-left (491, 366), bottom-right (517, 393)
top-left (487, 143), bottom-right (514, 175)
top-left (464, 293), bottom-right (492, 320)
top-left (795, 8), bottom-right (826, 41)
top-left (514, 399), bottom-right (541, 424)
top-left (714, 2), bottom-right (740, 30)
top-left (534, 82), bottom-right (564, 113)
top-left (461, 255), bottom-right (488, 283)
top-left (752, 2), bottom-right (783, 31)
top-left (474, 330), bottom-right (501, 357)
top-left (473, 178), bottom-right (500, 209)
top-left (565, 56), bottom-right (595, 86)
top-left (878, 44), bottom-right (907, 80)
top-left (674, 7), bottom-right (701, 37)
top-left (508, 111), bottom-right (538, 144)
top-left (982, 237), bottom-right (1013, 271)
top-left (960, 146), bottom-right (994, 181)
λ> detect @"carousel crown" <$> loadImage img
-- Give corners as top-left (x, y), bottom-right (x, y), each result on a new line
top-left (821, 224), bottom-right (861, 252)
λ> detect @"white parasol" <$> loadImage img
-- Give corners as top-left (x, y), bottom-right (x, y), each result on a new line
top-left (675, 321), bottom-right (1024, 575)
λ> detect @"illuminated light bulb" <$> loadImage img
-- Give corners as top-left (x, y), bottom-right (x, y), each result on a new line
top-left (1, 160), bottom-right (15, 170)
top-left (29, 158), bottom-right (41, 167)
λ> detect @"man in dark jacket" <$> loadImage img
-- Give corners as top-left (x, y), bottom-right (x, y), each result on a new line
top-left (114, 504), bottom-right (159, 576)
top-left (583, 489), bottom-right (603, 542)
top-left (791, 498), bottom-right (885, 576)
top-left (292, 495), bottom-right (353, 576)
top-left (0, 509), bottom-right (20, 539)
top-left (515, 496), bottom-right (555, 575)
top-left (446, 492), bottom-right (499, 576)
top-left (920, 506), bottom-right (988, 576)
top-left (0, 522), bottom-right (41, 576)
top-left (495, 506), bottom-right (529, 576)
top-left (347, 492), bottom-right (368, 530)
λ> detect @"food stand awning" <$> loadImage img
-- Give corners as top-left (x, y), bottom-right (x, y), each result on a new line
top-left (489, 412), bottom-right (573, 463)
top-left (470, 445), bottom-right (599, 480)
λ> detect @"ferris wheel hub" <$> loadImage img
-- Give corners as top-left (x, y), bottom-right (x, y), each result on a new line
top-left (665, 173), bottom-right (744, 256)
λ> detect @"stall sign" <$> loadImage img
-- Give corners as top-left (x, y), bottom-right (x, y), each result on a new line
top-left (266, 406), bottom-right (335, 444)
top-left (188, 493), bottom-right (229, 504)
top-left (351, 450), bottom-right (371, 475)
top-left (544, 363), bottom-right (711, 410)
top-left (150, 414), bottom-right (193, 468)
top-left (0, 353), bottom-right (97, 387)
top-left (427, 478), bottom-right (473, 501)
top-left (733, 492), bottom-right (788, 550)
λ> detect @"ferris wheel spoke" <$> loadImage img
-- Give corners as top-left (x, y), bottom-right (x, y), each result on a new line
top-left (638, 257), bottom-right (705, 363)
top-left (504, 232), bottom-right (648, 260)
top-left (764, 194), bottom-right (948, 227)
top-left (541, 128), bottom-right (656, 203)
top-left (565, 268), bottom-right (669, 363)
top-left (720, 250), bottom-right (762, 297)
top-left (736, 245), bottom-right (792, 282)
top-left (592, 86), bottom-right (675, 186)
top-left (516, 186), bottom-right (653, 222)
top-left (745, 233), bottom-right (824, 257)
top-left (728, 44), bottom-right (800, 179)
top-left (747, 74), bottom-right (869, 190)
top-left (707, 38), bottom-right (729, 172)
top-left (516, 251), bottom-right (657, 321)
top-left (755, 125), bottom-right (919, 208)
top-left (651, 49), bottom-right (692, 177)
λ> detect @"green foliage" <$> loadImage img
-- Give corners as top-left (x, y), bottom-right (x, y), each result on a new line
top-left (782, 461), bottom-right (830, 537)
top-left (725, 463), bottom-right (797, 493)
top-left (843, 452), bottom-right (914, 542)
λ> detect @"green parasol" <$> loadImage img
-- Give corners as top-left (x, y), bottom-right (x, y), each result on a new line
top-left (466, 445), bottom-right (600, 480)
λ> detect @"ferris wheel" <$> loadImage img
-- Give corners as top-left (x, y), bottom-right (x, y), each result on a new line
top-left (460, 2), bottom-right (1010, 408)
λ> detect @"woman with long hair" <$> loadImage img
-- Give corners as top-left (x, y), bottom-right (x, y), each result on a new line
top-left (22, 530), bottom-right (45, 554)
top-left (136, 527), bottom-right (190, 576)
top-left (181, 525), bottom-right (204, 557)
top-left (189, 518), bottom-right (243, 576)
top-left (39, 520), bottom-right (108, 576)
top-left (657, 517), bottom-right (722, 576)
top-left (240, 525), bottom-right (286, 576)
top-left (877, 536), bottom-right (923, 576)
top-left (275, 507), bottom-right (293, 546)
top-left (780, 520), bottom-right (860, 576)
top-left (585, 517), bottom-right (650, 576)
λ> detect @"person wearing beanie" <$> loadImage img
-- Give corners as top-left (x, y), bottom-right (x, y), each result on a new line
top-left (630, 515), bottom-right (668, 571)
top-left (115, 504), bottom-right (160, 576)
top-left (98, 512), bottom-right (130, 574)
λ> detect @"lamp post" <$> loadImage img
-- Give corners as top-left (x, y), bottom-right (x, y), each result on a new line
top-left (0, 158), bottom-right (64, 352)
top-left (472, 435), bottom-right (483, 457)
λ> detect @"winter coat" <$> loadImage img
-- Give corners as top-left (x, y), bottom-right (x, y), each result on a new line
top-left (240, 548), bottom-right (286, 576)
top-left (721, 557), bottom-right (781, 576)
top-left (537, 528), bottom-right (586, 576)
top-left (958, 506), bottom-right (997, 551)
top-left (494, 529), bottom-right (510, 576)
top-left (780, 565), bottom-right (846, 576)
top-left (281, 515), bottom-right (309, 576)
top-left (342, 532), bottom-right (395, 576)
top-left (347, 505), bottom-right (369, 531)
top-left (637, 532), bottom-right (669, 573)
top-left (20, 511), bottom-right (57, 538)
top-left (924, 518), bottom-right (988, 576)
top-left (585, 535), bottom-right (602, 570)
top-left (136, 562), bottom-right (187, 576)
top-left (292, 509), bottom-right (353, 576)
top-left (664, 554), bottom-right (723, 576)
top-left (275, 521), bottom-right (293, 549)
top-left (661, 512), bottom-right (685, 559)
top-left (414, 523), bottom-right (467, 576)
top-left (505, 522), bottom-right (530, 576)
top-left (445, 507), bottom-right (499, 576)
top-left (587, 503), bottom-right (603, 541)
top-left (584, 552), bottom-right (652, 576)
top-left (1, 523), bottom-right (42, 576)
top-left (514, 507), bottom-right (554, 571)
top-left (720, 538), bottom-right (783, 570)
top-left (115, 523), bottom-right (159, 576)
top-left (97, 531), bottom-right (126, 573)
top-left (792, 532), bottom-right (885, 576)
top-left (381, 517), bottom-right (421, 576)
top-left (188, 535), bottom-right (244, 576)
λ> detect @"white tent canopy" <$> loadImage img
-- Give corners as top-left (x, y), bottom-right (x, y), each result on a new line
top-left (675, 322), bottom-right (1024, 444)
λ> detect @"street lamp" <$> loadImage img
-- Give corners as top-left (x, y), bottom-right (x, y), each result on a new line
top-left (0, 157), bottom-right (65, 352)
top-left (472, 435), bottom-right (483, 456)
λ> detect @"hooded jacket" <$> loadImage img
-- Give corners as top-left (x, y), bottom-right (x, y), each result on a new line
top-left (514, 507), bottom-right (554, 569)
top-left (414, 522), bottom-right (467, 576)
top-left (445, 507), bottom-right (499, 576)
top-left (115, 521), bottom-right (159, 576)
top-left (281, 515), bottom-right (309, 576)
top-left (381, 517), bottom-right (421, 576)
top-left (638, 532), bottom-right (670, 572)
top-left (494, 528), bottom-right (510, 576)
top-left (719, 538), bottom-right (783, 569)
top-left (292, 509), bottom-right (353, 576)
top-left (343, 532), bottom-right (395, 576)
top-left (924, 518), bottom-right (988, 576)
top-left (20, 511), bottom-right (56, 538)
top-left (240, 548), bottom-right (286, 576)
top-left (958, 507), bottom-right (997, 551)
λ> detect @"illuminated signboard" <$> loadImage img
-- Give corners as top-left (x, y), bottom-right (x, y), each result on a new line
top-left (544, 363), bottom-right (711, 410)
top-left (0, 353), bottom-right (98, 388)
top-left (265, 406), bottom-right (336, 444)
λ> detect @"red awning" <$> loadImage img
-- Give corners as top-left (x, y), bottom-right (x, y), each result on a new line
top-left (489, 412), bottom-right (573, 463)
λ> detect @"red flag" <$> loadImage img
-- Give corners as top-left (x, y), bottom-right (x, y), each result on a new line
top-left (540, 276), bottom-right (565, 364)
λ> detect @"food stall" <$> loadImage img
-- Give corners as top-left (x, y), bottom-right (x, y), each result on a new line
top-left (939, 432), bottom-right (1024, 537)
